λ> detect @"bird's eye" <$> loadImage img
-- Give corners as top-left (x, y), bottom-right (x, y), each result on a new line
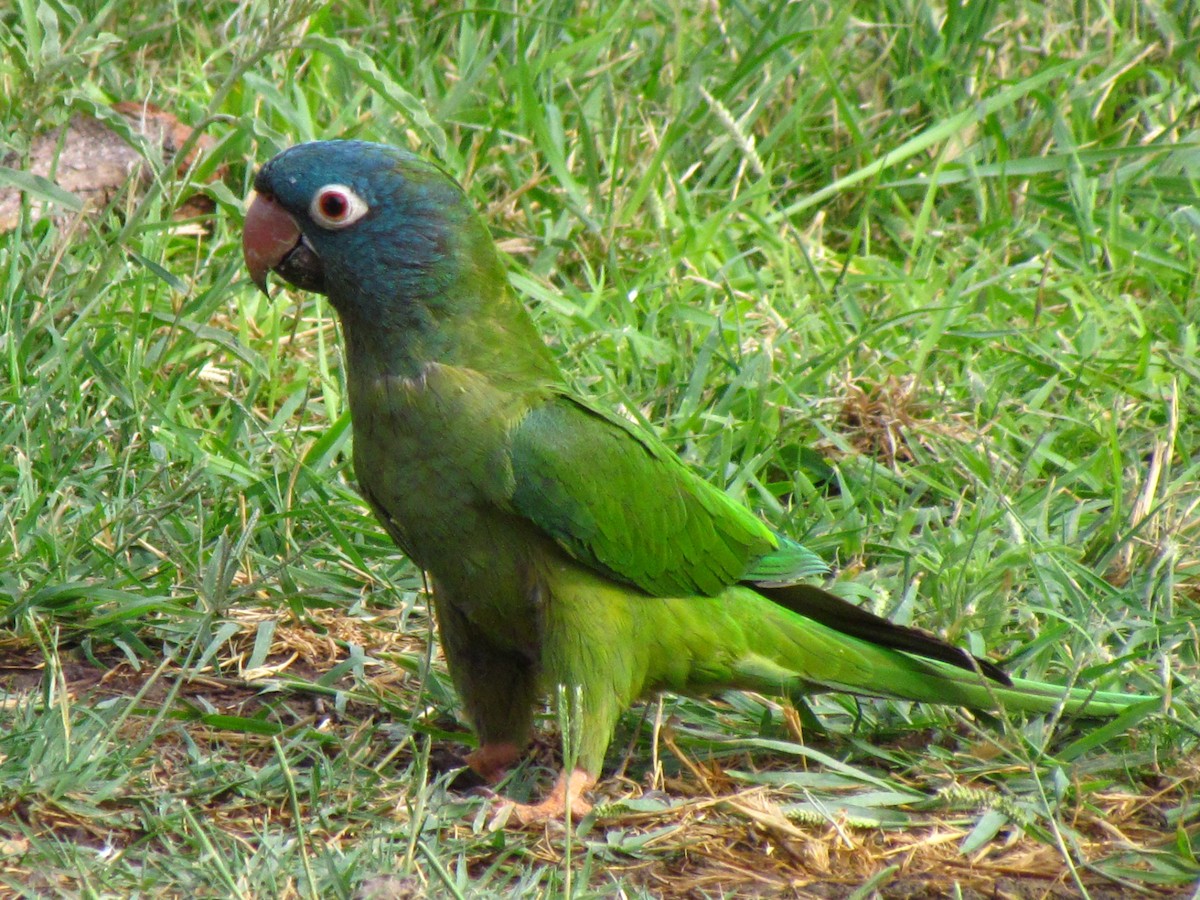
top-left (309, 184), bottom-right (368, 230)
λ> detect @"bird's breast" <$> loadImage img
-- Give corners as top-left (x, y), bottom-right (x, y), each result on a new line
top-left (346, 361), bottom-right (542, 612)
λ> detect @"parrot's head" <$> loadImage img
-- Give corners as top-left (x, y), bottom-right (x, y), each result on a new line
top-left (243, 140), bottom-right (487, 317)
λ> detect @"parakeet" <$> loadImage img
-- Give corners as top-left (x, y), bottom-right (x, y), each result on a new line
top-left (241, 141), bottom-right (1152, 822)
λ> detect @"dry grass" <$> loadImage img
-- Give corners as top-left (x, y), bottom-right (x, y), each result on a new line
top-left (2, 607), bottom-right (1193, 899)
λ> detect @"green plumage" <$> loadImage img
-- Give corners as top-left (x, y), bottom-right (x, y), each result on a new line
top-left (243, 141), bottom-right (1153, 801)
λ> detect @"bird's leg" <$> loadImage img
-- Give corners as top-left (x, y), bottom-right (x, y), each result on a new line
top-left (432, 593), bottom-right (538, 787)
top-left (506, 768), bottom-right (595, 825)
top-left (465, 742), bottom-right (523, 784)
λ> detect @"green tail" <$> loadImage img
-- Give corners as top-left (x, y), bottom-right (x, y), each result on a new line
top-left (813, 657), bottom-right (1152, 718)
top-left (717, 585), bottom-right (1156, 718)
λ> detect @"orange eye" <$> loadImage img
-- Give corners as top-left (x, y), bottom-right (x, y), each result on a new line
top-left (309, 184), bottom-right (368, 229)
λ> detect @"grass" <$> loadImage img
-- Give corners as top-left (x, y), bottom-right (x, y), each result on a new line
top-left (1, 0), bottom-right (1199, 896)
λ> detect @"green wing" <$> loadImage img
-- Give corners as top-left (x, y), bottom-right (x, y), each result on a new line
top-left (503, 393), bottom-right (826, 597)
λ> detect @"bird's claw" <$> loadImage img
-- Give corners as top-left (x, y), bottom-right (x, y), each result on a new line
top-left (488, 768), bottom-right (596, 827)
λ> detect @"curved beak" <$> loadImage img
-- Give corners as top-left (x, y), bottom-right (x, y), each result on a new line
top-left (243, 191), bottom-right (302, 296)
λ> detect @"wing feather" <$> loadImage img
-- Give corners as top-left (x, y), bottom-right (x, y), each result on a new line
top-left (504, 393), bottom-right (822, 597)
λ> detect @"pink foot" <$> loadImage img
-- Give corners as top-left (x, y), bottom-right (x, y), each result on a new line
top-left (503, 769), bottom-right (596, 825)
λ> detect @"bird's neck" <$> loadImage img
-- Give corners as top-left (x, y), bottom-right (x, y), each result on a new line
top-left (330, 197), bottom-right (563, 389)
top-left (337, 273), bottom-right (562, 391)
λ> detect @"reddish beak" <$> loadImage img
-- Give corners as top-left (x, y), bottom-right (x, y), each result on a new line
top-left (243, 192), bottom-right (301, 296)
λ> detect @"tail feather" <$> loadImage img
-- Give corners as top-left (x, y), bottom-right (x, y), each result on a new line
top-left (810, 657), bottom-right (1154, 717)
top-left (731, 586), bottom-right (1154, 718)
top-left (758, 582), bottom-right (1013, 685)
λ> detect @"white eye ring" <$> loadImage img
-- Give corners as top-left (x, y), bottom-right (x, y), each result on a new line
top-left (309, 184), bottom-right (369, 230)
